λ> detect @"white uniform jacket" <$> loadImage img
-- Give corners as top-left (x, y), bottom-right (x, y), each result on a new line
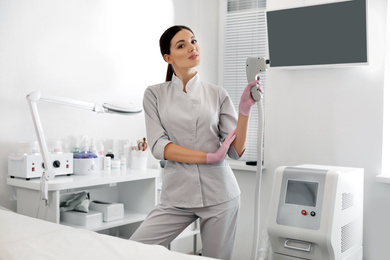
top-left (143, 73), bottom-right (241, 208)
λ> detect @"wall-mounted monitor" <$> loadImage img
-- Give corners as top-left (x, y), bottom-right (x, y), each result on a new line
top-left (266, 0), bottom-right (367, 68)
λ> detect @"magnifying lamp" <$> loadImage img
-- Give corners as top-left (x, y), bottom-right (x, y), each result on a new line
top-left (26, 91), bottom-right (142, 202)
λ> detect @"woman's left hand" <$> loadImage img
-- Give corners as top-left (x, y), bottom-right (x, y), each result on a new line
top-left (206, 129), bottom-right (236, 164)
top-left (238, 77), bottom-right (263, 116)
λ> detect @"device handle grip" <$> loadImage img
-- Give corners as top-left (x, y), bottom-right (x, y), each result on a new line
top-left (284, 239), bottom-right (312, 252)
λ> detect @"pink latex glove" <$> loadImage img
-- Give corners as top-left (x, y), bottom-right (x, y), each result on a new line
top-left (206, 129), bottom-right (236, 164)
top-left (238, 77), bottom-right (262, 116)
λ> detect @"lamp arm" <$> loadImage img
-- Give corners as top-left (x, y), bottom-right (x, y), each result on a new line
top-left (26, 94), bottom-right (56, 202)
top-left (25, 91), bottom-right (104, 201)
top-left (25, 91), bottom-right (105, 178)
top-left (27, 91), bottom-right (105, 112)
top-left (26, 94), bottom-right (54, 179)
top-left (25, 91), bottom-right (140, 202)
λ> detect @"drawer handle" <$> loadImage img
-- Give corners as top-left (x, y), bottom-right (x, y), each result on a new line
top-left (284, 239), bottom-right (312, 252)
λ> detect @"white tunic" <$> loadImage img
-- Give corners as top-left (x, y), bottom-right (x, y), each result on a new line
top-left (143, 73), bottom-right (241, 208)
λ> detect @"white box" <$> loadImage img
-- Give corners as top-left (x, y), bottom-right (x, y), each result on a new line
top-left (8, 153), bottom-right (73, 179)
top-left (89, 201), bottom-right (124, 222)
top-left (60, 210), bottom-right (102, 228)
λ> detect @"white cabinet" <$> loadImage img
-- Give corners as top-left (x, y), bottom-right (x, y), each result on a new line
top-left (8, 168), bottom-right (200, 253)
top-left (7, 169), bottom-right (160, 233)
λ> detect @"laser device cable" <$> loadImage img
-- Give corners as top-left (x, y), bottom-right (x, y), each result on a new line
top-left (250, 84), bottom-right (265, 260)
top-left (246, 56), bottom-right (270, 260)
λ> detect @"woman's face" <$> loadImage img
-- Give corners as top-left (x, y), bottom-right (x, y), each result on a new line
top-left (164, 29), bottom-right (200, 71)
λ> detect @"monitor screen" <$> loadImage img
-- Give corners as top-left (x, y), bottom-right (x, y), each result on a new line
top-left (285, 180), bottom-right (319, 207)
top-left (266, 0), bottom-right (367, 68)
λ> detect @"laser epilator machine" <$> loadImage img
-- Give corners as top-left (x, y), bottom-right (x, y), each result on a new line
top-left (267, 165), bottom-right (364, 260)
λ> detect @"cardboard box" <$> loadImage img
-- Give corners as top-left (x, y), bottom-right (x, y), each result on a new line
top-left (89, 201), bottom-right (124, 222)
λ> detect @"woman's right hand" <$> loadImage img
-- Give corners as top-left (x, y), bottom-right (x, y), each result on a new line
top-left (238, 77), bottom-right (262, 116)
top-left (206, 129), bottom-right (236, 164)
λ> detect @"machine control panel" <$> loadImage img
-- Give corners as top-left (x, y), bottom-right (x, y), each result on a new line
top-left (276, 167), bottom-right (326, 230)
top-left (300, 210), bottom-right (316, 216)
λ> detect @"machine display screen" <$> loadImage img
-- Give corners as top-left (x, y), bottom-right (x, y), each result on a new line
top-left (285, 180), bottom-right (318, 207)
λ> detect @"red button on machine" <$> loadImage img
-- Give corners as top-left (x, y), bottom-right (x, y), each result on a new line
top-left (301, 210), bottom-right (307, 215)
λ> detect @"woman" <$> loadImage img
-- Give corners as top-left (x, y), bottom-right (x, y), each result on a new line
top-left (130, 25), bottom-right (261, 260)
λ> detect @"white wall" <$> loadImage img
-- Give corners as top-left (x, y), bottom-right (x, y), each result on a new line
top-left (0, 0), bottom-right (174, 210)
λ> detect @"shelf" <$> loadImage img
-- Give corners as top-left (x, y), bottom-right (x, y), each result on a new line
top-left (227, 160), bottom-right (258, 172)
top-left (7, 169), bottom-right (160, 191)
top-left (376, 175), bottom-right (390, 184)
top-left (175, 229), bottom-right (200, 240)
top-left (61, 210), bottom-right (148, 232)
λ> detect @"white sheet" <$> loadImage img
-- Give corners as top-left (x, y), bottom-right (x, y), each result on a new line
top-left (0, 209), bottom-right (216, 260)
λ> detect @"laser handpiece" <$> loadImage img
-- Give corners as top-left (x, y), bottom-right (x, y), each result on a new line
top-left (246, 56), bottom-right (270, 101)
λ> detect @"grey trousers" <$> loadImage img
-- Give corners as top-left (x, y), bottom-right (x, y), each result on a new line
top-left (130, 196), bottom-right (240, 260)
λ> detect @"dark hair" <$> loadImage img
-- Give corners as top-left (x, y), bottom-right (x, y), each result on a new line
top-left (159, 25), bottom-right (194, 82)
